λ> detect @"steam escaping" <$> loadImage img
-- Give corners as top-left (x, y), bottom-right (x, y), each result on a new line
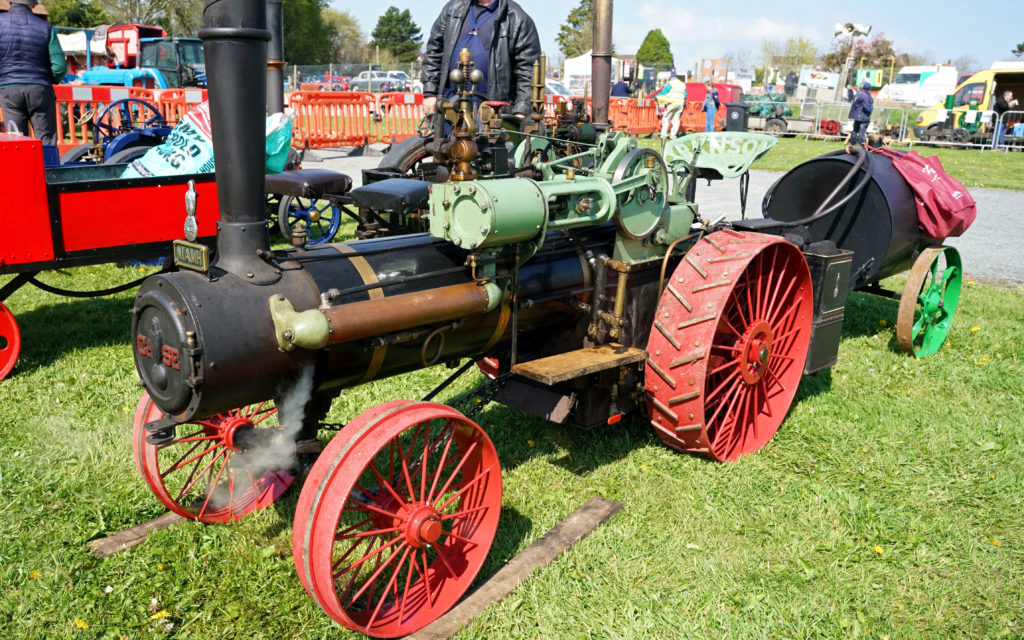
top-left (231, 364), bottom-right (316, 481)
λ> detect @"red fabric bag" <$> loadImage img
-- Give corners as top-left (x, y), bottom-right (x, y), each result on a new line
top-left (870, 147), bottom-right (977, 239)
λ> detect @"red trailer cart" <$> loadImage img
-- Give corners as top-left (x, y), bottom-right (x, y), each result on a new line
top-left (0, 133), bottom-right (220, 379)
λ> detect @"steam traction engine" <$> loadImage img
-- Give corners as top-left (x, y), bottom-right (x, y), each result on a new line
top-left (128, 1), bottom-right (964, 636)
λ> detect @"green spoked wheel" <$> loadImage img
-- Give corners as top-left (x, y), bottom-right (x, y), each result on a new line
top-left (897, 246), bottom-right (962, 357)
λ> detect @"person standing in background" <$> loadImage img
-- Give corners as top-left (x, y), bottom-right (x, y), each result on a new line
top-left (610, 77), bottom-right (630, 97)
top-left (848, 81), bottom-right (874, 145)
top-left (992, 89), bottom-right (1018, 148)
top-left (702, 79), bottom-right (719, 132)
top-left (655, 71), bottom-right (687, 142)
top-left (0, 0), bottom-right (65, 145)
top-left (420, 0), bottom-right (540, 119)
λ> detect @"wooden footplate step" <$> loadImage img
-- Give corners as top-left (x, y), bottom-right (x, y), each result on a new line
top-left (511, 344), bottom-right (647, 385)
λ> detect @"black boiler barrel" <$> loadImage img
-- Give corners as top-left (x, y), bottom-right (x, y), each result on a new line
top-left (763, 152), bottom-right (923, 290)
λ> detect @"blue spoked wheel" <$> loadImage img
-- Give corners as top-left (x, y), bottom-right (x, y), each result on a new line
top-left (278, 195), bottom-right (342, 246)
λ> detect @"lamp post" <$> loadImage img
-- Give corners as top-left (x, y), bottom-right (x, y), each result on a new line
top-left (833, 22), bottom-right (871, 102)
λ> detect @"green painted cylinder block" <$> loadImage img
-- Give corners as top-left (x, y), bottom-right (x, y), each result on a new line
top-left (429, 179), bottom-right (547, 250)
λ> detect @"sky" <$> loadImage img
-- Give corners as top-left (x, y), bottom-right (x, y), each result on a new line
top-left (333, 0), bottom-right (1022, 75)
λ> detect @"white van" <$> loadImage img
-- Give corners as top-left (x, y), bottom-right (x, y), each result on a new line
top-left (877, 65), bottom-right (959, 106)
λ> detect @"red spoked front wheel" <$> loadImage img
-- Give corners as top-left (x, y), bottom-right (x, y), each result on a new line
top-left (293, 401), bottom-right (501, 637)
top-left (645, 230), bottom-right (813, 462)
top-left (133, 392), bottom-right (294, 523)
top-left (0, 302), bottom-right (20, 380)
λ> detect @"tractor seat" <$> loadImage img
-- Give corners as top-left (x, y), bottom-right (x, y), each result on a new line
top-left (265, 169), bottom-right (352, 199)
top-left (349, 178), bottom-right (430, 214)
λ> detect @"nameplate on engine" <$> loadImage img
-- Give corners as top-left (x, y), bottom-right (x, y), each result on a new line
top-left (173, 239), bottom-right (210, 272)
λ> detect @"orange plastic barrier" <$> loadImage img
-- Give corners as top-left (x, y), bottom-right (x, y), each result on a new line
top-left (152, 88), bottom-right (208, 125)
top-left (51, 85), bottom-right (155, 155)
top-left (543, 94), bottom-right (571, 123)
top-left (607, 97), bottom-right (659, 134)
top-left (674, 102), bottom-right (726, 134)
top-left (289, 91), bottom-right (378, 149)
top-left (377, 92), bottom-right (424, 144)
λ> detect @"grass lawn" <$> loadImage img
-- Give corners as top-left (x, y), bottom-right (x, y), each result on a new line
top-left (1, 249), bottom-right (1022, 638)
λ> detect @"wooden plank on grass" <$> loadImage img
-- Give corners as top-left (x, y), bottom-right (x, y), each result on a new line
top-left (88, 512), bottom-right (185, 557)
top-left (404, 496), bottom-right (623, 640)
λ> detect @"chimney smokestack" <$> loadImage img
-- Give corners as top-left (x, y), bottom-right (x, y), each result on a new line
top-left (266, 1), bottom-right (284, 114)
top-left (591, 0), bottom-right (613, 129)
top-left (200, 0), bottom-right (278, 282)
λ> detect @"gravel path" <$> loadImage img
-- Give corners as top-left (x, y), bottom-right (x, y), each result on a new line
top-left (305, 147), bottom-right (1023, 287)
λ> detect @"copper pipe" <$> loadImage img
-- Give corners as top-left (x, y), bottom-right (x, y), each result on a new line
top-left (321, 282), bottom-right (492, 344)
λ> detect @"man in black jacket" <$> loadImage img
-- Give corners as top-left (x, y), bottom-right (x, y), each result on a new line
top-left (421, 0), bottom-right (540, 118)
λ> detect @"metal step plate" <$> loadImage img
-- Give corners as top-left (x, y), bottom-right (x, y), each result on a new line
top-left (511, 344), bottom-right (647, 386)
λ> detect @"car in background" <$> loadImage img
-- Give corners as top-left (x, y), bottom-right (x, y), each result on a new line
top-left (349, 70), bottom-right (391, 92)
top-left (384, 70), bottom-right (414, 92)
top-left (545, 79), bottom-right (572, 96)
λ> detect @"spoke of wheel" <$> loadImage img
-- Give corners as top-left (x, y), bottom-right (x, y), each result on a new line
top-left (173, 447), bottom-right (226, 503)
top-left (160, 442), bottom-right (219, 477)
top-left (167, 429), bottom-right (216, 445)
top-left (758, 251), bottom-right (779, 320)
top-left (718, 314), bottom-right (744, 338)
top-left (420, 420), bottom-right (431, 503)
top-left (161, 437), bottom-right (206, 475)
top-left (757, 379), bottom-right (773, 419)
top-left (426, 424), bottom-right (456, 504)
top-left (336, 525), bottom-right (404, 541)
top-left (766, 275), bottom-right (800, 327)
top-left (723, 387), bottom-right (753, 457)
top-left (430, 441), bottom-right (479, 509)
top-left (763, 256), bottom-right (794, 323)
top-left (431, 542), bottom-right (458, 576)
top-left (442, 529), bottom-right (479, 548)
top-left (706, 374), bottom-right (744, 430)
top-left (708, 357), bottom-right (738, 377)
top-left (398, 545), bottom-right (416, 625)
top-left (713, 377), bottom-right (748, 449)
top-left (366, 546), bottom-right (412, 630)
top-left (712, 343), bottom-right (742, 353)
top-left (763, 365), bottom-right (788, 393)
top-left (333, 518), bottom-right (373, 542)
top-left (345, 497), bottom-right (402, 521)
top-left (348, 540), bottom-right (409, 609)
top-left (336, 534), bottom-right (402, 582)
top-left (197, 449), bottom-right (231, 517)
top-left (394, 427), bottom-right (419, 499)
top-left (705, 368), bottom-right (741, 404)
top-left (412, 548), bottom-right (435, 607)
top-left (436, 463), bottom-right (494, 512)
top-left (941, 265), bottom-right (959, 288)
top-left (337, 534), bottom-right (382, 607)
top-left (439, 504), bottom-right (489, 521)
top-left (332, 532), bottom-right (376, 575)
top-left (368, 462), bottom-right (408, 506)
top-left (729, 290), bottom-right (750, 329)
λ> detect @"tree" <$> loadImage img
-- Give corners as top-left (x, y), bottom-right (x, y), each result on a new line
top-left (1013, 42), bottom-right (1024, 58)
top-left (324, 9), bottom-right (365, 63)
top-left (102, 0), bottom-right (168, 27)
top-left (822, 32), bottom-right (905, 71)
top-left (635, 29), bottom-right (673, 67)
top-left (370, 7), bottom-right (422, 63)
top-left (556, 0), bottom-right (592, 58)
top-left (282, 0), bottom-right (338, 65)
top-left (163, 0), bottom-right (203, 37)
top-left (761, 37), bottom-right (817, 71)
top-left (48, 0), bottom-right (107, 28)
top-left (952, 55), bottom-right (978, 75)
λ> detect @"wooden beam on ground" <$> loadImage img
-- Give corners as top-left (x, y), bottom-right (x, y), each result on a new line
top-left (88, 512), bottom-right (186, 557)
top-left (404, 496), bottom-right (624, 640)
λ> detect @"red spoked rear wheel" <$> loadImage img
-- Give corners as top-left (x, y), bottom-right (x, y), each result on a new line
top-left (645, 230), bottom-right (813, 462)
top-left (133, 392), bottom-right (294, 523)
top-left (0, 302), bottom-right (21, 381)
top-left (293, 401), bottom-right (501, 637)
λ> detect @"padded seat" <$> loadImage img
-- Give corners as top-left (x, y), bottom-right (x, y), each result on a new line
top-left (264, 169), bottom-right (352, 199)
top-left (349, 178), bottom-right (430, 214)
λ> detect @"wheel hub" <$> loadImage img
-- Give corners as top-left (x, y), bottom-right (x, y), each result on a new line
top-left (397, 503), bottom-right (445, 548)
top-left (739, 320), bottom-right (773, 385)
top-left (220, 415), bottom-right (255, 452)
top-left (308, 208), bottom-right (321, 222)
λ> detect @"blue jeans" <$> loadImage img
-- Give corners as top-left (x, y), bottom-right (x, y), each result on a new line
top-left (704, 108), bottom-right (715, 132)
top-left (850, 120), bottom-right (869, 145)
top-left (994, 122), bottom-right (1006, 147)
